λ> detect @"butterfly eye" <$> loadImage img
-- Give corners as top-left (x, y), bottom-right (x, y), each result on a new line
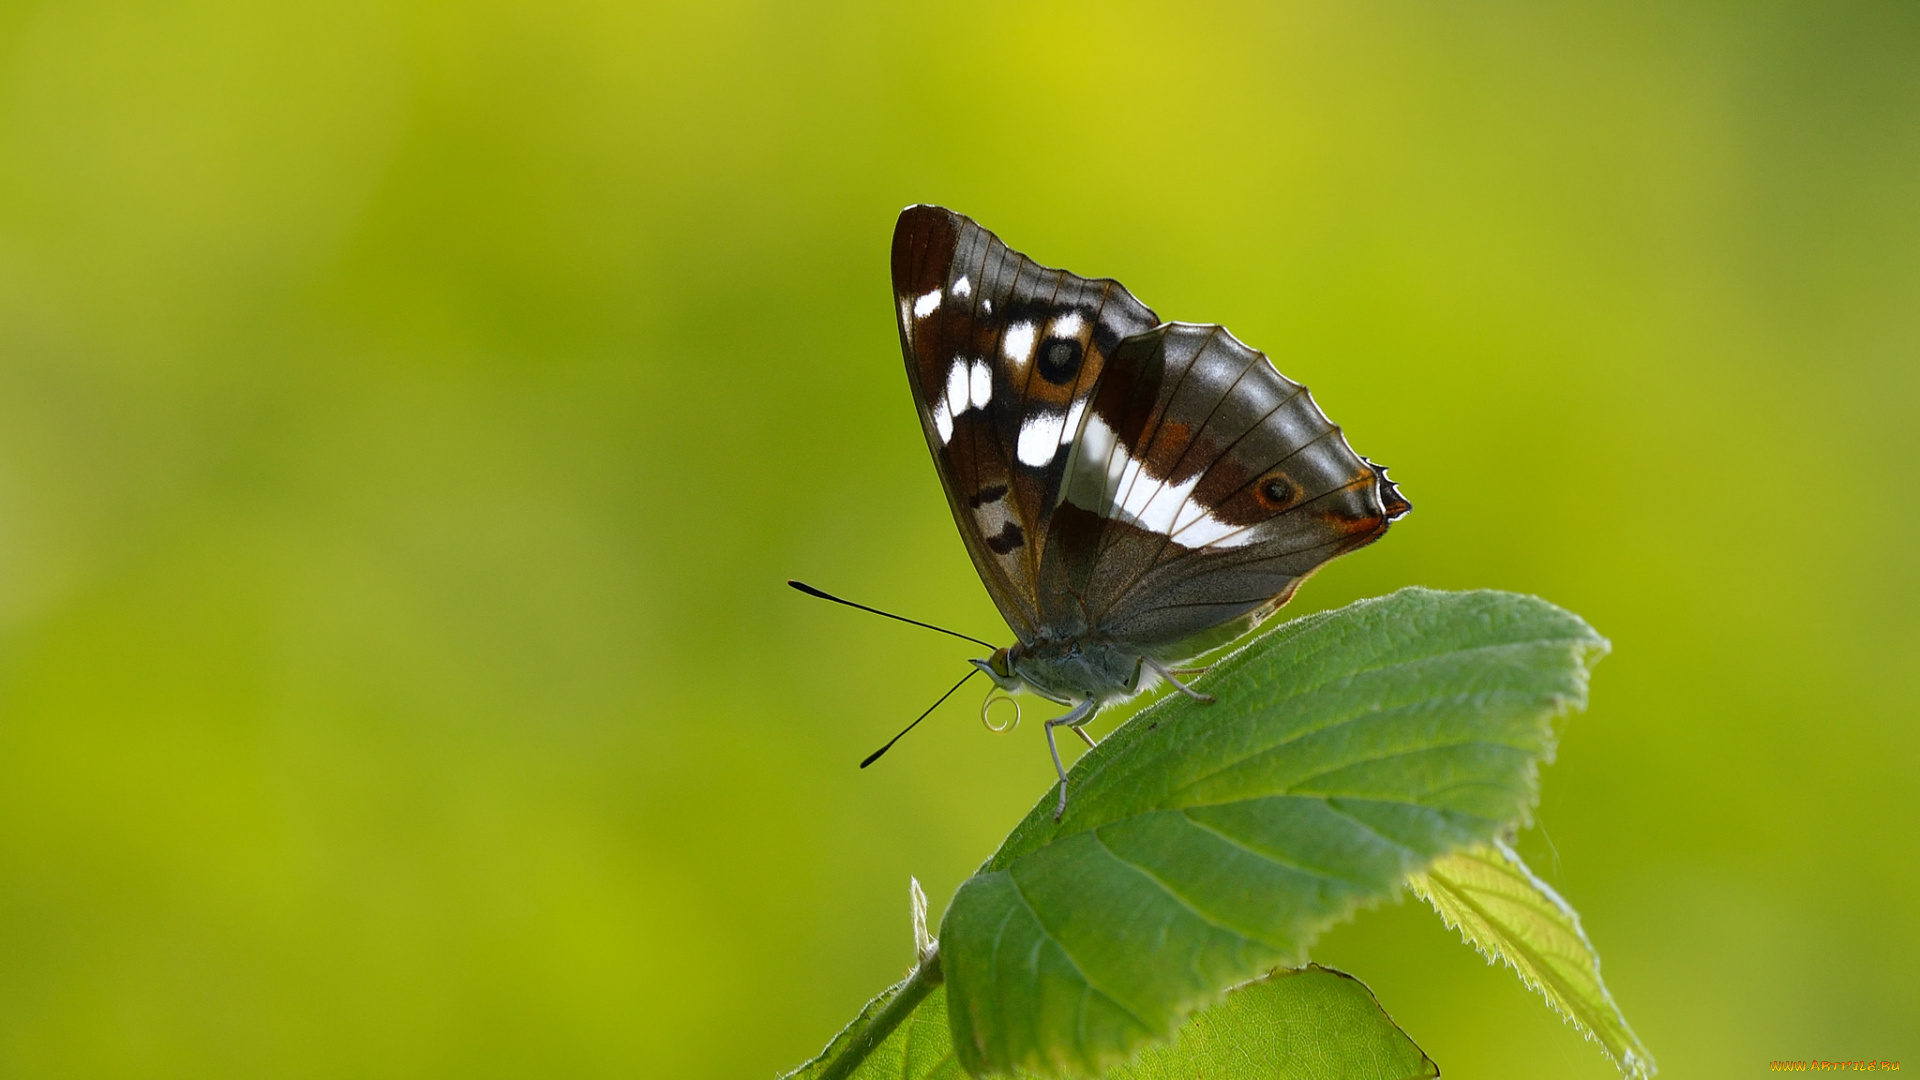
top-left (1258, 476), bottom-right (1297, 509)
top-left (1036, 338), bottom-right (1083, 384)
top-left (988, 646), bottom-right (1016, 679)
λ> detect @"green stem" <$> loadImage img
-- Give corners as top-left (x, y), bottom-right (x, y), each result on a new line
top-left (815, 947), bottom-right (944, 1080)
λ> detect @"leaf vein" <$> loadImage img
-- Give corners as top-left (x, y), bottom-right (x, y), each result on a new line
top-left (1175, 807), bottom-right (1381, 891)
top-left (1002, 870), bottom-right (1156, 1036)
top-left (1319, 800), bottom-right (1422, 857)
top-left (1086, 828), bottom-right (1275, 963)
top-left (1082, 679), bottom-right (1561, 819)
top-left (1171, 736), bottom-right (1537, 807)
top-left (1228, 633), bottom-right (1592, 715)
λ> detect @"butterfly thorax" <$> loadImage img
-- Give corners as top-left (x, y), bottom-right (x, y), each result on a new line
top-left (972, 637), bottom-right (1145, 707)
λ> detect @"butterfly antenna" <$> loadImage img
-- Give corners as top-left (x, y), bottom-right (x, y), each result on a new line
top-left (787, 580), bottom-right (996, 650)
top-left (861, 667), bottom-right (980, 769)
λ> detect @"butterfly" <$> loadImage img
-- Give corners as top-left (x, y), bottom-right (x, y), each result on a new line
top-left (891, 205), bottom-right (1410, 819)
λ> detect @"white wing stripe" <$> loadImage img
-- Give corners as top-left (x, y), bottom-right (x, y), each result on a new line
top-left (1066, 415), bottom-right (1261, 548)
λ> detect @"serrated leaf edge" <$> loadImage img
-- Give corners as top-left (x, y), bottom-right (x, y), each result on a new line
top-left (1409, 840), bottom-right (1655, 1079)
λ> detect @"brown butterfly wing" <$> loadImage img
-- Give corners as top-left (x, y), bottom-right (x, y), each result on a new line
top-left (1042, 321), bottom-right (1410, 657)
top-left (891, 205), bottom-right (1157, 642)
top-left (893, 204), bottom-right (1408, 656)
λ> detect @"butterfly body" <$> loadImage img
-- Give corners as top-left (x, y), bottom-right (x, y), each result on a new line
top-left (974, 637), bottom-right (1147, 709)
top-left (891, 205), bottom-right (1409, 818)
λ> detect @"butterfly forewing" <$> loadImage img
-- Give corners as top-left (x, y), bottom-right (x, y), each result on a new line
top-left (892, 205), bottom-right (1156, 642)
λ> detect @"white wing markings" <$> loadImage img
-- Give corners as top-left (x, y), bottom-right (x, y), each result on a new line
top-left (933, 398), bottom-right (953, 444)
top-left (1002, 322), bottom-right (1036, 372)
top-left (1017, 410), bottom-right (1067, 467)
top-left (945, 359), bottom-right (970, 417)
top-left (1068, 414), bottom-right (1259, 548)
top-left (934, 357), bottom-right (994, 445)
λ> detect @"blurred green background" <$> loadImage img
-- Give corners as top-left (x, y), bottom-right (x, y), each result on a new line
top-left (1, 1), bottom-right (1915, 1076)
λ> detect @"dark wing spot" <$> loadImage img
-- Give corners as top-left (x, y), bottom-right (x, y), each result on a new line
top-left (985, 520), bottom-right (1025, 555)
top-left (1036, 337), bottom-right (1083, 384)
top-left (1257, 475), bottom-right (1298, 510)
top-left (968, 483), bottom-right (1009, 508)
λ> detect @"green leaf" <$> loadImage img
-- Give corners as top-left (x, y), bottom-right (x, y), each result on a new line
top-left (786, 965), bottom-right (1435, 1080)
top-left (940, 588), bottom-right (1608, 1077)
top-left (1109, 966), bottom-right (1436, 1080)
top-left (1409, 841), bottom-right (1656, 1079)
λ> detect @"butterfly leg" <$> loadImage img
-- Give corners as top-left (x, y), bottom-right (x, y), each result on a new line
top-left (1045, 699), bottom-right (1099, 822)
top-left (1143, 657), bottom-right (1215, 703)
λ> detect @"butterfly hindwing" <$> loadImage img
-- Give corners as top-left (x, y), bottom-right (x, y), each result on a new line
top-left (1045, 321), bottom-right (1409, 655)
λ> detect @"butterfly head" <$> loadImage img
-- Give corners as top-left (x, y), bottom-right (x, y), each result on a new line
top-left (969, 646), bottom-right (1021, 692)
